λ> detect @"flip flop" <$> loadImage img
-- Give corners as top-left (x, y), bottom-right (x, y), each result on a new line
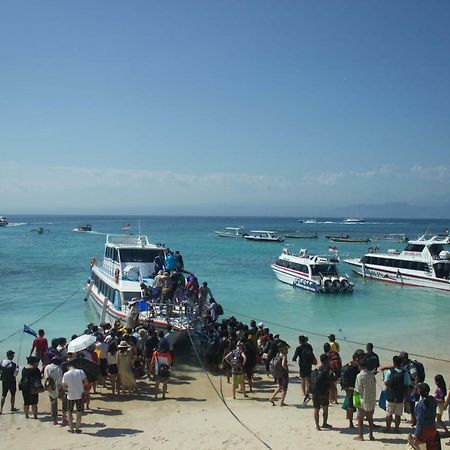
top-left (67, 429), bottom-right (74, 433)
top-left (75, 429), bottom-right (83, 434)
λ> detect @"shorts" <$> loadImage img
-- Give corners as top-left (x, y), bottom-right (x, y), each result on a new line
top-left (277, 374), bottom-right (289, 391)
top-left (2, 380), bottom-right (16, 397)
top-left (357, 407), bottom-right (374, 419)
top-left (438, 401), bottom-right (447, 416)
top-left (67, 399), bottom-right (84, 412)
top-left (386, 401), bottom-right (403, 416)
top-left (299, 365), bottom-right (312, 378)
top-left (312, 394), bottom-right (329, 409)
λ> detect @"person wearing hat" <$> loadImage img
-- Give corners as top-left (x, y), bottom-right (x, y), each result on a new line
top-left (43, 356), bottom-right (63, 424)
top-left (0, 350), bottom-right (19, 414)
top-left (116, 341), bottom-right (137, 395)
top-left (328, 334), bottom-right (340, 353)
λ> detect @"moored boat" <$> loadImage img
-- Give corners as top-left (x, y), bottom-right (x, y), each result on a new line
top-left (344, 234), bottom-right (450, 291)
top-left (271, 248), bottom-right (353, 293)
top-left (283, 232), bottom-right (319, 239)
top-left (344, 218), bottom-right (365, 223)
top-left (244, 230), bottom-right (285, 242)
top-left (215, 226), bottom-right (247, 238)
top-left (325, 235), bottom-right (371, 243)
top-left (0, 216), bottom-right (8, 227)
top-left (86, 234), bottom-right (198, 342)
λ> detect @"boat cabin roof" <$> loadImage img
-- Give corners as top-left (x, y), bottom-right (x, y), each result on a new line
top-left (105, 234), bottom-right (164, 249)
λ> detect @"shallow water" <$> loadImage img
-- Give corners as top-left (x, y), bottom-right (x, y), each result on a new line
top-left (0, 215), bottom-right (449, 366)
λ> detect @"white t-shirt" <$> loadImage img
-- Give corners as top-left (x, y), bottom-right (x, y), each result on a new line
top-left (62, 368), bottom-right (87, 400)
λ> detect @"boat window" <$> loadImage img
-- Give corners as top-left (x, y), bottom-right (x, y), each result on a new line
top-left (119, 249), bottom-right (160, 263)
top-left (429, 244), bottom-right (445, 257)
top-left (434, 263), bottom-right (450, 279)
top-left (113, 248), bottom-right (119, 262)
top-left (405, 244), bottom-right (425, 252)
top-left (311, 264), bottom-right (337, 276)
top-left (391, 259), bottom-right (400, 268)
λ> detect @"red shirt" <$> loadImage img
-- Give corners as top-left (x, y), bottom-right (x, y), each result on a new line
top-left (33, 336), bottom-right (48, 356)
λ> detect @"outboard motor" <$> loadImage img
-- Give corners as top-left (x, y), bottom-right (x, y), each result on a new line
top-left (339, 277), bottom-right (350, 292)
top-left (331, 277), bottom-right (341, 292)
top-left (322, 278), bottom-right (332, 293)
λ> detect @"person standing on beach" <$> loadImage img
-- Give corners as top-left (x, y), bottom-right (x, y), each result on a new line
top-left (30, 329), bottom-right (48, 366)
top-left (0, 350), bottom-right (19, 414)
top-left (43, 356), bottom-right (63, 425)
top-left (20, 356), bottom-right (42, 419)
top-left (62, 363), bottom-right (88, 434)
top-left (269, 343), bottom-right (289, 407)
top-left (224, 341), bottom-right (247, 400)
top-left (384, 355), bottom-right (411, 433)
top-left (151, 347), bottom-right (173, 400)
top-left (400, 351), bottom-right (419, 427)
top-left (328, 334), bottom-right (340, 353)
top-left (292, 335), bottom-right (315, 405)
top-left (324, 342), bottom-right (341, 405)
top-left (364, 343), bottom-right (380, 373)
top-left (116, 341), bottom-right (137, 395)
top-left (311, 353), bottom-right (332, 431)
top-left (354, 358), bottom-right (376, 441)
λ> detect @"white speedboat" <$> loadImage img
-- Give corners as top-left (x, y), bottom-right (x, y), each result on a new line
top-left (0, 216), bottom-right (8, 227)
top-left (122, 223), bottom-right (131, 232)
top-left (215, 226), bottom-right (247, 238)
top-left (303, 219), bottom-right (317, 224)
top-left (86, 234), bottom-right (196, 342)
top-left (244, 230), bottom-right (285, 242)
top-left (73, 224), bottom-right (92, 232)
top-left (344, 234), bottom-right (450, 292)
top-left (271, 248), bottom-right (353, 293)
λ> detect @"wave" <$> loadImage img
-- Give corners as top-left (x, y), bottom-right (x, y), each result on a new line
top-left (7, 222), bottom-right (27, 227)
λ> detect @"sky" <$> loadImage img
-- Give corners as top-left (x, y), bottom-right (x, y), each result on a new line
top-left (0, 1), bottom-right (449, 217)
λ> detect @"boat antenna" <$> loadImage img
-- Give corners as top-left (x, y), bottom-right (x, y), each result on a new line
top-left (138, 220), bottom-right (141, 236)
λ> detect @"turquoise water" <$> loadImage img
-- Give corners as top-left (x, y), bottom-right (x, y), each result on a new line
top-left (0, 216), bottom-right (449, 366)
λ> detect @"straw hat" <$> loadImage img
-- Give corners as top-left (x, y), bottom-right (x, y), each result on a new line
top-left (117, 340), bottom-right (129, 349)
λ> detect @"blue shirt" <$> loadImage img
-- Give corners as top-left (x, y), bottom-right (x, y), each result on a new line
top-left (414, 397), bottom-right (437, 437)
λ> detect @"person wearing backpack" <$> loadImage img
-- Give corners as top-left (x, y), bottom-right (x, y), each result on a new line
top-left (224, 341), bottom-right (247, 400)
top-left (269, 343), bottom-right (289, 406)
top-left (0, 350), bottom-right (19, 415)
top-left (400, 351), bottom-right (420, 427)
top-left (384, 355), bottom-right (412, 433)
top-left (310, 353), bottom-right (333, 431)
top-left (324, 342), bottom-right (342, 405)
top-left (292, 335), bottom-right (315, 405)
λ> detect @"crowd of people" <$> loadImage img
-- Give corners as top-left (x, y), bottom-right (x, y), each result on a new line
top-left (1, 307), bottom-right (450, 448)
top-left (198, 313), bottom-right (449, 449)
top-left (0, 321), bottom-right (179, 434)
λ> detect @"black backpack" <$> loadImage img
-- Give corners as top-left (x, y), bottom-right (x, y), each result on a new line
top-left (386, 369), bottom-right (405, 403)
top-left (310, 368), bottom-right (328, 396)
top-left (340, 364), bottom-right (358, 389)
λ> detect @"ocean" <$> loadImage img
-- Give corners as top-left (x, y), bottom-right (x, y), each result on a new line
top-left (0, 215), bottom-right (449, 366)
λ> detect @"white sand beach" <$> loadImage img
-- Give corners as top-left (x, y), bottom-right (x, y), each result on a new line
top-left (2, 350), bottom-right (449, 450)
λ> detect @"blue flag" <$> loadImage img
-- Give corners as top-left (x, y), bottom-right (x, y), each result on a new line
top-left (23, 325), bottom-right (37, 337)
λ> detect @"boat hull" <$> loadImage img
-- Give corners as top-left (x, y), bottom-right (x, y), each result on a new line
top-left (345, 260), bottom-right (450, 292)
top-left (271, 265), bottom-right (321, 293)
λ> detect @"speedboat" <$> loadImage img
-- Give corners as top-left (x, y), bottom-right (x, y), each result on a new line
top-left (0, 216), bottom-right (8, 227)
top-left (271, 248), bottom-right (353, 293)
top-left (344, 218), bottom-right (365, 223)
top-left (303, 219), bottom-right (317, 224)
top-left (344, 234), bottom-right (450, 291)
top-left (244, 230), bottom-right (285, 242)
top-left (86, 234), bottom-right (199, 342)
top-left (283, 232), bottom-right (319, 239)
top-left (74, 224), bottom-right (92, 232)
top-left (215, 226), bottom-right (247, 238)
top-left (122, 224), bottom-right (131, 232)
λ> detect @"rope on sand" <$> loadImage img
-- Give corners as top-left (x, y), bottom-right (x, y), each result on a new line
top-left (224, 308), bottom-right (450, 364)
top-left (187, 332), bottom-right (273, 450)
top-left (0, 283), bottom-right (86, 346)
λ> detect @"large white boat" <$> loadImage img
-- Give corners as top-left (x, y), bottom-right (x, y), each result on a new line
top-left (0, 216), bottom-right (8, 227)
top-left (244, 230), bottom-right (285, 242)
top-left (86, 234), bottom-right (196, 342)
top-left (344, 234), bottom-right (450, 292)
top-left (271, 248), bottom-right (354, 293)
top-left (215, 226), bottom-right (247, 238)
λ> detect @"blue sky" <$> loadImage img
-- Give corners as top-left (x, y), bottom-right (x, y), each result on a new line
top-left (1, 1), bottom-right (449, 216)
